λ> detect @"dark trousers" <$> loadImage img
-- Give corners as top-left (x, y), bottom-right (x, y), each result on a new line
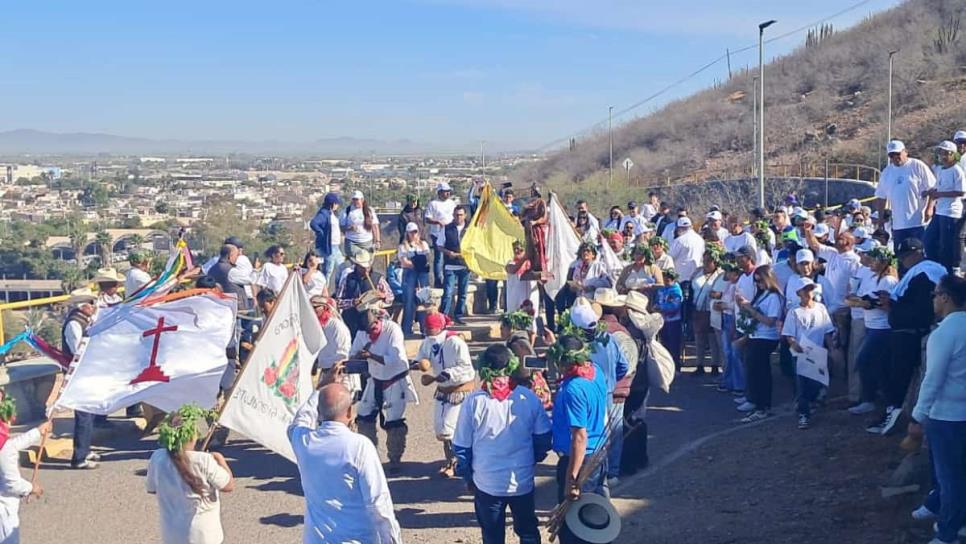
top-left (744, 339), bottom-right (778, 410)
top-left (72, 410), bottom-right (94, 465)
top-left (660, 320), bottom-right (682, 371)
top-left (923, 419), bottom-right (966, 543)
top-left (680, 281), bottom-right (694, 341)
top-left (885, 331), bottom-right (924, 409)
top-left (796, 375), bottom-right (822, 417)
top-left (432, 240), bottom-right (445, 287)
top-left (924, 214), bottom-right (963, 272)
top-left (485, 279), bottom-right (500, 312)
top-left (555, 456), bottom-right (609, 544)
top-left (856, 328), bottom-right (891, 403)
top-left (474, 489), bottom-right (540, 544)
top-left (892, 226), bottom-right (925, 249)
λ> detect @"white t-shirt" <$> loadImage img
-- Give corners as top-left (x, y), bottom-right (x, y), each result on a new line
top-left (641, 203), bottom-right (658, 221)
top-left (619, 214), bottom-right (647, 236)
top-left (875, 158), bottom-right (937, 229)
top-left (737, 271), bottom-right (757, 302)
top-left (933, 164), bottom-right (966, 218)
top-left (303, 269), bottom-right (328, 297)
top-left (255, 262), bottom-right (288, 293)
top-left (330, 216), bottom-right (342, 247)
top-left (342, 206), bottom-right (379, 244)
top-left (749, 291), bottom-right (783, 341)
top-left (425, 198), bottom-right (456, 245)
top-left (125, 267), bottom-right (152, 296)
top-left (860, 273), bottom-right (898, 330)
top-left (452, 387), bottom-right (552, 497)
top-left (813, 245), bottom-right (860, 313)
top-left (669, 230), bottom-right (705, 281)
top-left (724, 232), bottom-right (757, 254)
top-left (783, 274), bottom-right (824, 314)
top-left (781, 303), bottom-right (835, 348)
top-left (850, 266), bottom-right (875, 320)
top-left (146, 449), bottom-right (230, 544)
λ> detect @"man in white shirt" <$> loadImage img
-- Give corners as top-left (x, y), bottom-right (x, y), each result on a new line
top-left (641, 192), bottom-right (660, 221)
top-left (875, 140), bottom-right (937, 248)
top-left (61, 290), bottom-right (101, 470)
top-left (619, 201), bottom-right (648, 237)
top-left (453, 344), bottom-right (551, 544)
top-left (414, 311), bottom-right (476, 477)
top-left (735, 245), bottom-right (758, 302)
top-left (350, 310), bottom-right (419, 474)
top-left (724, 215), bottom-right (757, 254)
top-left (705, 210), bottom-right (730, 243)
top-left (289, 384), bottom-right (402, 544)
top-left (576, 200), bottom-right (600, 232)
top-left (803, 225), bottom-right (860, 371)
top-left (425, 182), bottom-right (457, 287)
top-left (125, 252), bottom-right (153, 296)
top-left (670, 217), bottom-right (705, 283)
top-left (955, 130), bottom-right (966, 172)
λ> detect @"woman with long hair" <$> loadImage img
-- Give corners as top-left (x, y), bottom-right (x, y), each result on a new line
top-left (341, 190), bottom-right (382, 256)
top-left (255, 245), bottom-right (288, 294)
top-left (301, 250), bottom-right (328, 297)
top-left (398, 222), bottom-right (431, 337)
top-left (734, 264), bottom-right (784, 422)
top-left (603, 206), bottom-right (624, 231)
top-left (846, 247), bottom-right (899, 415)
top-left (146, 405), bottom-right (235, 544)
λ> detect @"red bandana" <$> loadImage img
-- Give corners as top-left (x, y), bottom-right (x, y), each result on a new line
top-left (0, 421), bottom-right (10, 450)
top-left (484, 376), bottom-right (516, 401)
top-left (563, 363), bottom-right (596, 382)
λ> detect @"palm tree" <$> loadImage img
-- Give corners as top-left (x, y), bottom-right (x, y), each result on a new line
top-left (128, 234), bottom-right (146, 252)
top-left (68, 224), bottom-right (90, 270)
top-left (95, 229), bottom-right (113, 266)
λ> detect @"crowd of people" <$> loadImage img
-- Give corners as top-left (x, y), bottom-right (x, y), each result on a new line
top-left (2, 135), bottom-right (965, 543)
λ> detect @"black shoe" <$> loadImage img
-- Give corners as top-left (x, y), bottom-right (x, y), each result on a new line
top-left (710, 367), bottom-right (721, 376)
top-left (692, 367), bottom-right (706, 376)
top-left (454, 318), bottom-right (468, 326)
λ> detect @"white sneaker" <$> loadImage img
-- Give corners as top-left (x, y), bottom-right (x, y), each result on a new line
top-left (733, 396), bottom-right (748, 404)
top-left (736, 401), bottom-right (756, 412)
top-left (912, 505), bottom-right (936, 521)
top-left (930, 521), bottom-right (966, 539)
top-left (848, 402), bottom-right (876, 415)
top-left (606, 476), bottom-right (620, 487)
top-left (740, 410), bottom-right (771, 423)
top-left (880, 406), bottom-right (902, 435)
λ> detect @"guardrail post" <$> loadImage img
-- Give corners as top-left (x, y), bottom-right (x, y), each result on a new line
top-left (0, 309), bottom-right (5, 345)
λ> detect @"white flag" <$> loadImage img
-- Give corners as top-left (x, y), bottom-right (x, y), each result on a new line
top-left (544, 193), bottom-right (581, 299)
top-left (217, 272), bottom-right (325, 462)
top-left (53, 292), bottom-right (237, 415)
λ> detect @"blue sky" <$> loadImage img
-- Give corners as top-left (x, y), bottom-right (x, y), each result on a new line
top-left (1, 0), bottom-right (902, 150)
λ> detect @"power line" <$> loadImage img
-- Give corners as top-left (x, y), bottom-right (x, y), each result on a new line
top-left (537, 0), bottom-right (882, 152)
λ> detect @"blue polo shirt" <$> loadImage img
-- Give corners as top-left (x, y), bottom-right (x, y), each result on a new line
top-left (551, 368), bottom-right (608, 456)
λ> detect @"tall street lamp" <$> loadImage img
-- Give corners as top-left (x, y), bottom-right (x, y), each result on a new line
top-left (887, 49), bottom-right (899, 144)
top-left (608, 105), bottom-right (614, 189)
top-left (758, 19), bottom-right (776, 209)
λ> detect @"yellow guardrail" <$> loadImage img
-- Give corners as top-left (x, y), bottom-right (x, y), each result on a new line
top-left (0, 248), bottom-right (399, 344)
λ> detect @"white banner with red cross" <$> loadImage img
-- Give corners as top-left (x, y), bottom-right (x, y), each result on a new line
top-left (52, 291), bottom-right (237, 415)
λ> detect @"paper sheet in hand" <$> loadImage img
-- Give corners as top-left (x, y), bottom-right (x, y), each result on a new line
top-left (795, 337), bottom-right (829, 386)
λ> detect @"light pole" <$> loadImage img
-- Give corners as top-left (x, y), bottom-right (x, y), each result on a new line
top-left (752, 76), bottom-right (758, 178)
top-left (887, 49), bottom-right (899, 144)
top-left (608, 106), bottom-right (614, 189)
top-left (758, 19), bottom-right (776, 209)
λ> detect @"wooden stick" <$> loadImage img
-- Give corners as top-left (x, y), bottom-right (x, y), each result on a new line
top-left (28, 421), bottom-right (52, 498)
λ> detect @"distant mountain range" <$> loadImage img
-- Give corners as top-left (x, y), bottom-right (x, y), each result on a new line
top-left (0, 129), bottom-right (491, 156)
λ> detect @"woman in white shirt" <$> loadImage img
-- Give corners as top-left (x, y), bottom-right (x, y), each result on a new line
top-left (301, 250), bottom-right (328, 297)
top-left (146, 405), bottom-right (235, 544)
top-left (845, 247), bottom-right (899, 415)
top-left (715, 263), bottom-right (744, 394)
top-left (397, 222), bottom-right (432, 337)
top-left (341, 191), bottom-right (382, 256)
top-left (603, 206), bottom-right (624, 231)
top-left (648, 237), bottom-right (675, 271)
top-left (924, 141), bottom-right (966, 272)
top-left (255, 245), bottom-right (289, 294)
top-left (735, 265), bottom-right (784, 422)
top-left (615, 244), bottom-right (663, 296)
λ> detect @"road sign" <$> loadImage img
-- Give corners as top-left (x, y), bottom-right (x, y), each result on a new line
top-left (622, 158), bottom-right (634, 172)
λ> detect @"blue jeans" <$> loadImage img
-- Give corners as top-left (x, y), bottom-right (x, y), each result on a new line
top-left (72, 410), bottom-right (94, 465)
top-left (924, 215), bottom-right (962, 272)
top-left (720, 313), bottom-right (745, 392)
top-left (442, 268), bottom-right (470, 318)
top-left (320, 245), bottom-right (344, 289)
top-left (923, 419), bottom-right (966, 543)
top-left (474, 489), bottom-right (540, 544)
top-left (432, 239), bottom-right (445, 287)
top-left (856, 328), bottom-right (891, 403)
top-left (893, 226), bottom-right (925, 249)
top-left (402, 269), bottom-right (429, 335)
top-left (796, 375), bottom-right (823, 417)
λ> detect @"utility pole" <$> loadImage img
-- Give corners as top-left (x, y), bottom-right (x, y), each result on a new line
top-left (887, 49), bottom-right (899, 144)
top-left (752, 76), bottom-right (758, 179)
top-left (480, 140), bottom-right (486, 174)
top-left (608, 106), bottom-right (614, 189)
top-left (758, 19), bottom-right (777, 209)
top-left (726, 48), bottom-right (733, 80)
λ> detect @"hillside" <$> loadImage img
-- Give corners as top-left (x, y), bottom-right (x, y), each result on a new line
top-left (519, 0), bottom-right (966, 206)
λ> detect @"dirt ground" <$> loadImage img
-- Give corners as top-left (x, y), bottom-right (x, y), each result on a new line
top-left (612, 398), bottom-right (934, 544)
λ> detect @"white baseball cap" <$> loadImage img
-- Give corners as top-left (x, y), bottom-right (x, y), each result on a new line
top-left (852, 226), bottom-right (870, 239)
top-left (795, 249), bottom-right (815, 263)
top-left (813, 223), bottom-right (830, 238)
top-left (954, 130), bottom-right (966, 142)
top-left (436, 182), bottom-right (452, 192)
top-left (936, 140), bottom-right (958, 153)
top-left (795, 277), bottom-right (818, 293)
top-left (886, 140), bottom-right (906, 154)
top-left (351, 190), bottom-right (364, 200)
top-left (676, 217), bottom-right (693, 229)
top-left (405, 222), bottom-right (419, 232)
top-left (706, 210), bottom-right (723, 221)
top-left (570, 300), bottom-right (598, 329)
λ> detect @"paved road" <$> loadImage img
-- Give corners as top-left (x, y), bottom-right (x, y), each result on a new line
top-left (18, 319), bottom-right (792, 543)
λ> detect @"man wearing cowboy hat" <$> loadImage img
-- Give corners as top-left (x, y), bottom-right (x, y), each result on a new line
top-left (414, 310), bottom-right (475, 478)
top-left (61, 288), bottom-right (102, 470)
top-left (335, 250), bottom-right (394, 338)
top-left (349, 309), bottom-right (418, 475)
top-left (92, 267), bottom-right (124, 307)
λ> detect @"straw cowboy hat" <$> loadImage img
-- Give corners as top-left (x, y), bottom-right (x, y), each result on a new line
top-left (67, 287), bottom-right (97, 306)
top-left (593, 288), bottom-right (626, 307)
top-left (565, 493), bottom-right (622, 544)
top-left (623, 291), bottom-right (650, 315)
top-left (350, 251), bottom-right (373, 268)
top-left (92, 268), bottom-right (123, 283)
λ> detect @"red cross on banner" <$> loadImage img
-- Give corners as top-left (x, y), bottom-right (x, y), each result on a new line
top-left (130, 316), bottom-right (178, 385)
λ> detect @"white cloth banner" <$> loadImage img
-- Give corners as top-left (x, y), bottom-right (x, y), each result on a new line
top-left (217, 272), bottom-right (325, 462)
top-left (53, 293), bottom-right (237, 415)
top-left (544, 193), bottom-right (582, 299)
top-left (795, 337), bottom-right (829, 386)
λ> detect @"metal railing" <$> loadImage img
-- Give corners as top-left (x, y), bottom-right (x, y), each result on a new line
top-left (0, 248), bottom-right (399, 344)
top-left (656, 161), bottom-right (880, 187)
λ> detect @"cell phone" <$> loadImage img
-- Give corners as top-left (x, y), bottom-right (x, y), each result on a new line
top-left (523, 356), bottom-right (547, 369)
top-left (343, 359), bottom-right (370, 374)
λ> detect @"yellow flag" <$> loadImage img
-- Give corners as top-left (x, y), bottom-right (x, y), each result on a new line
top-left (460, 183), bottom-right (524, 280)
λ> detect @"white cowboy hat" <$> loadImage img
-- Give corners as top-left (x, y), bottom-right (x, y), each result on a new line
top-left (593, 288), bottom-right (626, 307)
top-left (92, 268), bottom-right (123, 283)
top-left (350, 251), bottom-right (373, 268)
top-left (67, 287), bottom-right (97, 306)
top-left (565, 493), bottom-right (622, 544)
top-left (623, 290), bottom-right (650, 315)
